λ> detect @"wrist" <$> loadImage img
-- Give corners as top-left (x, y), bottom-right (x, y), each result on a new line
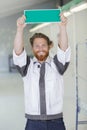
top-left (59, 24), bottom-right (67, 28)
top-left (59, 25), bottom-right (67, 32)
top-left (17, 27), bottom-right (24, 32)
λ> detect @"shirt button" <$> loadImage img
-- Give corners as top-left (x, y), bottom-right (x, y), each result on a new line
top-left (37, 65), bottom-right (40, 68)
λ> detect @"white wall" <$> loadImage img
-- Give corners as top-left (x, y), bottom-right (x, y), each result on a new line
top-left (0, 73), bottom-right (26, 130)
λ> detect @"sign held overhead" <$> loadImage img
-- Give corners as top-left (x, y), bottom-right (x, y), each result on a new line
top-left (24, 9), bottom-right (61, 24)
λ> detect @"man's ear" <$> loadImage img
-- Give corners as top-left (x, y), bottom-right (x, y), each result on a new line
top-left (49, 43), bottom-right (54, 49)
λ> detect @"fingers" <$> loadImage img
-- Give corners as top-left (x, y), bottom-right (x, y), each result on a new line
top-left (17, 15), bottom-right (25, 24)
top-left (17, 15), bottom-right (26, 28)
top-left (59, 13), bottom-right (67, 26)
top-left (22, 15), bottom-right (26, 20)
top-left (60, 13), bottom-right (67, 22)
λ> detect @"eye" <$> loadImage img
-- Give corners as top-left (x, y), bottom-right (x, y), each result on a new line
top-left (34, 45), bottom-right (39, 49)
top-left (42, 44), bottom-right (47, 47)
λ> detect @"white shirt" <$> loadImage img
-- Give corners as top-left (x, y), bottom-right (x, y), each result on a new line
top-left (13, 46), bottom-right (71, 120)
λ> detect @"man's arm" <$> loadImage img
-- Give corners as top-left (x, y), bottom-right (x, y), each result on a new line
top-left (54, 13), bottom-right (71, 75)
top-left (13, 15), bottom-right (31, 77)
top-left (58, 13), bottom-right (68, 51)
top-left (14, 15), bottom-right (26, 55)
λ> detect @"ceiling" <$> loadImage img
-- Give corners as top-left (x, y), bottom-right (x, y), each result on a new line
top-left (0, 0), bottom-right (51, 18)
top-left (0, 0), bottom-right (71, 18)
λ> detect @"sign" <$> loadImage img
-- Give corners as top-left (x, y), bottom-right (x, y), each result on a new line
top-left (24, 9), bottom-right (61, 24)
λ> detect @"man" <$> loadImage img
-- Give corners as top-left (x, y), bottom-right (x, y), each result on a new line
top-left (13, 13), bottom-right (71, 130)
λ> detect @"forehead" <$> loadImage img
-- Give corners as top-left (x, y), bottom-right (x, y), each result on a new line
top-left (33, 38), bottom-right (48, 44)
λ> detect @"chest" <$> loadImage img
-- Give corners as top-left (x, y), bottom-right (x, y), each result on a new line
top-left (28, 62), bottom-right (61, 84)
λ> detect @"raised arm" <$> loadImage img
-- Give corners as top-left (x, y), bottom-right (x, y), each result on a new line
top-left (14, 15), bottom-right (26, 55)
top-left (58, 13), bottom-right (68, 51)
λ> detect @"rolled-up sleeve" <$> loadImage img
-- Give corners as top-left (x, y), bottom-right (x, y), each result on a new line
top-left (57, 46), bottom-right (71, 65)
top-left (13, 49), bottom-right (27, 67)
top-left (53, 46), bottom-right (71, 75)
top-left (13, 50), bottom-right (30, 77)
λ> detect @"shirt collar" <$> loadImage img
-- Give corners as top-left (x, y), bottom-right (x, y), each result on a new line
top-left (33, 56), bottom-right (51, 66)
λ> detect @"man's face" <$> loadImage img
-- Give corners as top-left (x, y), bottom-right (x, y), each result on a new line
top-left (32, 38), bottom-right (49, 62)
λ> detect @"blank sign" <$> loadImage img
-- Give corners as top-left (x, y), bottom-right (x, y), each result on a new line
top-left (24, 9), bottom-right (61, 24)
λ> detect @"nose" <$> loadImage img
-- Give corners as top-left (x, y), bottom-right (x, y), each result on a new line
top-left (39, 46), bottom-right (43, 51)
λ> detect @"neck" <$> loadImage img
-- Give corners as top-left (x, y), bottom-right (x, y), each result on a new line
top-left (39, 60), bottom-right (45, 63)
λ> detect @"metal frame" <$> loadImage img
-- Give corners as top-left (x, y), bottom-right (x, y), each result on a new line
top-left (75, 42), bottom-right (87, 130)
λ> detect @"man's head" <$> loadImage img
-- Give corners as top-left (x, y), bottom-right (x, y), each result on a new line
top-left (30, 33), bottom-right (53, 62)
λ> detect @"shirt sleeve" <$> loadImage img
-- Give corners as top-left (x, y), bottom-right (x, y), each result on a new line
top-left (57, 46), bottom-right (71, 65)
top-left (53, 46), bottom-right (71, 75)
top-left (13, 49), bottom-right (27, 67)
top-left (13, 49), bottom-right (30, 77)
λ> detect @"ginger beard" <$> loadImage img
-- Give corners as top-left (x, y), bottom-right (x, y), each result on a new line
top-left (34, 50), bottom-right (49, 62)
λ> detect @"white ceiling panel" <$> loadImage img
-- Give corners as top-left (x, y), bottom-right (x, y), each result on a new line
top-left (0, 0), bottom-right (50, 18)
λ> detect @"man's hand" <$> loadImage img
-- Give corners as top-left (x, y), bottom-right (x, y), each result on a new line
top-left (17, 15), bottom-right (26, 30)
top-left (59, 13), bottom-right (67, 27)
